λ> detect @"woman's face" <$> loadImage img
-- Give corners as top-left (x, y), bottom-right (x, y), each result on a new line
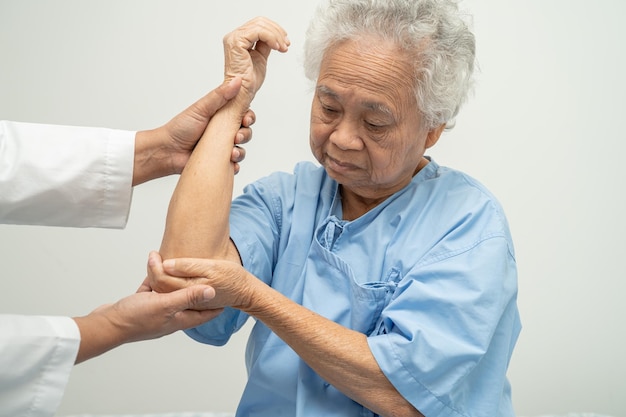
top-left (310, 38), bottom-right (441, 202)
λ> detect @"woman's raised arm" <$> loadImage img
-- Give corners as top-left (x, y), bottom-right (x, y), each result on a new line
top-left (158, 17), bottom-right (289, 262)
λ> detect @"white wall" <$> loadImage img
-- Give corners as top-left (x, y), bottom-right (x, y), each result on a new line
top-left (1, 1), bottom-right (624, 416)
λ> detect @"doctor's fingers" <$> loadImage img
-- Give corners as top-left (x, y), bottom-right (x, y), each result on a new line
top-left (242, 108), bottom-right (256, 130)
top-left (167, 285), bottom-right (217, 311)
top-left (142, 287), bottom-right (222, 336)
top-left (187, 77), bottom-right (242, 121)
top-left (171, 308), bottom-right (224, 331)
top-left (232, 147), bottom-right (247, 175)
top-left (136, 276), bottom-right (152, 293)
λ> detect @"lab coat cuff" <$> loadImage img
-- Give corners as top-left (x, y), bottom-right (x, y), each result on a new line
top-left (99, 129), bottom-right (134, 229)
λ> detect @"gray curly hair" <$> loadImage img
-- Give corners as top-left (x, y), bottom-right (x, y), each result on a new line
top-left (303, 0), bottom-right (475, 130)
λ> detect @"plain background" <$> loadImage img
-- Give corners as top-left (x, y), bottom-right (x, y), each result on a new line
top-left (1, 1), bottom-right (625, 416)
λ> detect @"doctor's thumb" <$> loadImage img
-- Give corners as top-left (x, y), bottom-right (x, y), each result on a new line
top-left (183, 285), bottom-right (217, 310)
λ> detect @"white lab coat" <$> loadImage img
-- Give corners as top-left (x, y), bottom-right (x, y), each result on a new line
top-left (0, 120), bottom-right (135, 417)
top-left (0, 120), bottom-right (134, 228)
top-left (0, 316), bottom-right (80, 417)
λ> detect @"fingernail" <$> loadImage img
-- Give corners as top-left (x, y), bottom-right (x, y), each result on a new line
top-left (163, 259), bottom-right (175, 269)
top-left (203, 288), bottom-right (215, 300)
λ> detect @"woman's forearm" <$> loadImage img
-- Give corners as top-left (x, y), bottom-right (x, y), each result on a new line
top-left (159, 95), bottom-right (249, 262)
top-left (243, 278), bottom-right (423, 417)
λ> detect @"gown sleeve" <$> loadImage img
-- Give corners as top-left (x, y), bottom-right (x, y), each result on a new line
top-left (368, 235), bottom-right (520, 417)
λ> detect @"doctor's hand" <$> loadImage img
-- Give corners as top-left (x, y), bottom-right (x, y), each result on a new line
top-left (143, 251), bottom-right (261, 312)
top-left (72, 282), bottom-right (222, 364)
top-left (132, 77), bottom-right (256, 186)
top-left (223, 16), bottom-right (289, 101)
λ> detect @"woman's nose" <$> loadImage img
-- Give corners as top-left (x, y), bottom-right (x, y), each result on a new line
top-left (330, 120), bottom-right (364, 151)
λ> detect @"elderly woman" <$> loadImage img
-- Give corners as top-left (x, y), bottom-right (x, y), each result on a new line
top-left (148, 1), bottom-right (520, 416)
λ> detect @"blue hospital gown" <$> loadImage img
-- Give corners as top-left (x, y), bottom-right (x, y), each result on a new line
top-left (185, 159), bottom-right (521, 417)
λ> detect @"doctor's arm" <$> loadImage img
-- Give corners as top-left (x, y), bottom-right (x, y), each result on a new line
top-left (0, 81), bottom-right (253, 228)
top-left (0, 272), bottom-right (222, 416)
top-left (73, 277), bottom-right (222, 364)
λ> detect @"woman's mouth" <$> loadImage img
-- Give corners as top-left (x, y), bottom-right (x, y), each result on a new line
top-left (326, 154), bottom-right (357, 173)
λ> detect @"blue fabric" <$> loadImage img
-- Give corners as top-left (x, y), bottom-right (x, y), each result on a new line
top-left (185, 159), bottom-right (521, 417)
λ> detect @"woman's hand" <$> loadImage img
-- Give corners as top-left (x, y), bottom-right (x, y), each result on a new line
top-left (142, 251), bottom-right (258, 311)
top-left (223, 16), bottom-right (290, 101)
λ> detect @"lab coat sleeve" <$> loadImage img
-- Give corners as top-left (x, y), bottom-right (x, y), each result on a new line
top-left (0, 315), bottom-right (80, 417)
top-left (0, 120), bottom-right (135, 228)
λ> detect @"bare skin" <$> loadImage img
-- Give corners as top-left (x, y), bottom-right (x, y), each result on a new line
top-left (73, 282), bottom-right (221, 364)
top-left (132, 82), bottom-right (256, 186)
top-left (157, 17), bottom-right (289, 261)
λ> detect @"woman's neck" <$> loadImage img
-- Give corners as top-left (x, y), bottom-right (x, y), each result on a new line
top-left (339, 157), bottom-right (429, 220)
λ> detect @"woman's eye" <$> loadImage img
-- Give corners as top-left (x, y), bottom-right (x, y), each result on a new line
top-left (366, 121), bottom-right (385, 130)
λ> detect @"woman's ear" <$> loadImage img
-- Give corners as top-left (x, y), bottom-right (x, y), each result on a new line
top-left (425, 124), bottom-right (446, 149)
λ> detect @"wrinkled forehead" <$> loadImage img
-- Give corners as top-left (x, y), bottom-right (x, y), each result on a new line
top-left (316, 37), bottom-right (418, 108)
